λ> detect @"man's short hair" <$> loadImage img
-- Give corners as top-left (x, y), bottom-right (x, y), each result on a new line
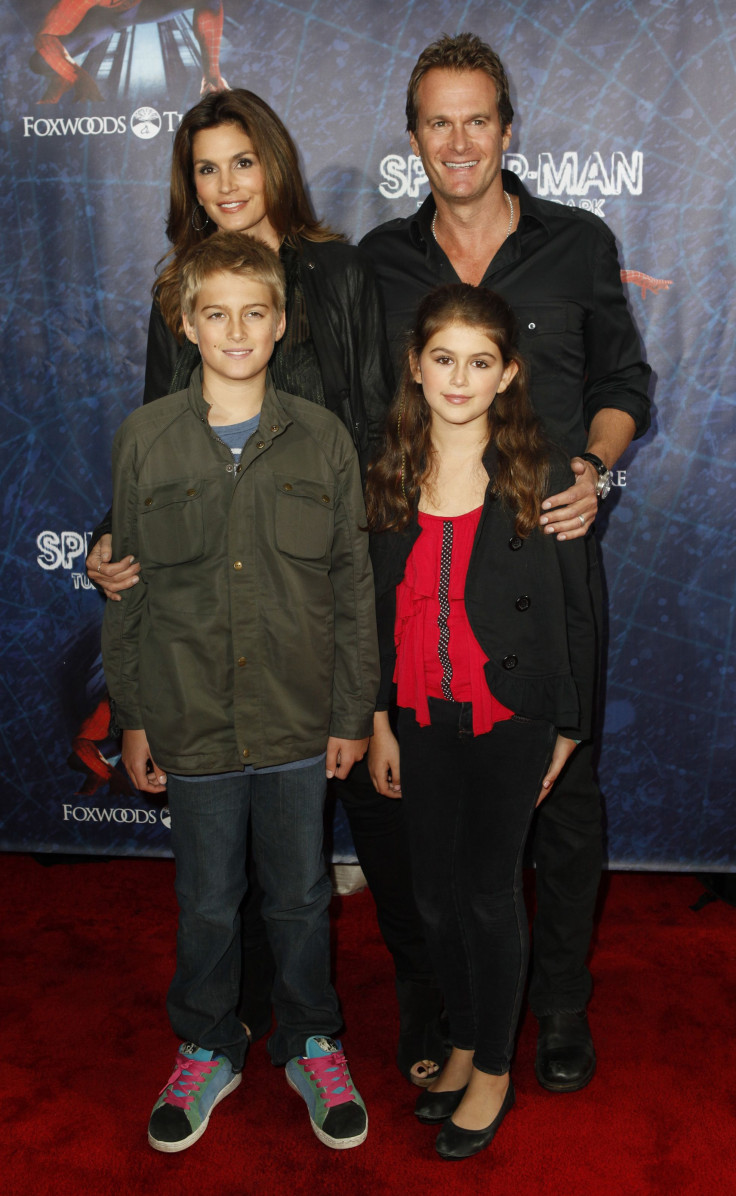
top-left (405, 32), bottom-right (514, 134)
top-left (179, 231), bottom-right (287, 320)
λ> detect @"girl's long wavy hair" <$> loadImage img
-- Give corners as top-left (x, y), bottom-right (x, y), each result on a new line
top-left (156, 89), bottom-right (342, 338)
top-left (365, 285), bottom-right (549, 537)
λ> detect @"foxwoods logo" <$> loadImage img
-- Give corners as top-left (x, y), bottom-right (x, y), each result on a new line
top-left (62, 803), bottom-right (171, 825)
top-left (379, 150), bottom-right (643, 214)
top-left (21, 107), bottom-right (183, 139)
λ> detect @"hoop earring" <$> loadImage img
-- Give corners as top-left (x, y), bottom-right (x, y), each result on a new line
top-left (191, 203), bottom-right (210, 232)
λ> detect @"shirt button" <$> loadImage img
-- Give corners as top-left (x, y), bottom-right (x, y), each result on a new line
top-left (528, 322), bottom-right (536, 330)
top-left (144, 497), bottom-right (153, 506)
top-left (242, 748), bottom-right (250, 759)
top-left (508, 536), bottom-right (523, 551)
top-left (515, 595), bottom-right (531, 611)
top-left (237, 657), bottom-right (247, 667)
top-left (226, 464), bottom-right (234, 473)
top-left (236, 464), bottom-right (242, 472)
top-left (502, 654), bottom-right (519, 670)
top-left (271, 425), bottom-right (279, 432)
top-left (256, 441), bottom-right (265, 449)
top-left (283, 483), bottom-right (293, 491)
top-left (186, 488), bottom-right (197, 496)
top-left (233, 561), bottom-right (243, 570)
top-left (321, 495), bottom-right (330, 504)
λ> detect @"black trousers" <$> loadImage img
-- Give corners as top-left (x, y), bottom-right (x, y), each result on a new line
top-left (399, 701), bottom-right (556, 1073)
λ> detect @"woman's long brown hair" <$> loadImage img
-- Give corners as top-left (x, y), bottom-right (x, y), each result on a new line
top-left (365, 285), bottom-right (549, 538)
top-left (156, 89), bottom-right (342, 338)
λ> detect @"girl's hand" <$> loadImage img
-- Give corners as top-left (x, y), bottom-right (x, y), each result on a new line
top-left (537, 734), bottom-right (579, 806)
top-left (368, 711), bottom-right (402, 798)
top-left (122, 728), bottom-right (167, 794)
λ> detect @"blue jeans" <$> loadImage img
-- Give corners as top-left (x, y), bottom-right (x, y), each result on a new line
top-left (166, 761), bottom-right (341, 1069)
top-left (398, 700), bottom-right (556, 1075)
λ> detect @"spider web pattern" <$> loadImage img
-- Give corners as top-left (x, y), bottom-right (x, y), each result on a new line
top-left (0, 0), bottom-right (733, 864)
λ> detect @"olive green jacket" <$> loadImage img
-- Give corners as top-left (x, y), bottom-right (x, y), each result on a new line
top-left (102, 371), bottom-right (379, 774)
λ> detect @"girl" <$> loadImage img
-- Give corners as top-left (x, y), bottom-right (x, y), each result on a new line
top-left (86, 89), bottom-right (444, 1086)
top-left (366, 284), bottom-right (596, 1160)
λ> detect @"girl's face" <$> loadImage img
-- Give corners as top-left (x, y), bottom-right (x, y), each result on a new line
top-left (191, 122), bottom-right (280, 250)
top-left (411, 321), bottom-right (518, 433)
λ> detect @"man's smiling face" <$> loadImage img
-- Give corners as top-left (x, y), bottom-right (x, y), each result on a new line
top-left (409, 68), bottom-right (512, 208)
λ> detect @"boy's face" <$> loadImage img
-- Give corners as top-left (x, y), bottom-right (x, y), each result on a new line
top-left (182, 271), bottom-right (286, 387)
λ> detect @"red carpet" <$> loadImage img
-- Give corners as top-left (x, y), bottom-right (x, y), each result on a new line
top-left (3, 855), bottom-right (734, 1195)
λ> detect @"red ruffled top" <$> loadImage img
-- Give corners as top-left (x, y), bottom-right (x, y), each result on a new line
top-left (393, 507), bottom-right (514, 735)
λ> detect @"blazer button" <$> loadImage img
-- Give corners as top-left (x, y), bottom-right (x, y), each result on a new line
top-left (508, 536), bottom-right (523, 551)
top-left (515, 595), bottom-right (531, 611)
top-left (233, 561), bottom-right (243, 570)
top-left (502, 654), bottom-right (518, 670)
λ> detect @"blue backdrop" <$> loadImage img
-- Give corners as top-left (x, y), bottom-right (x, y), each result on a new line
top-left (1, 0), bottom-right (734, 867)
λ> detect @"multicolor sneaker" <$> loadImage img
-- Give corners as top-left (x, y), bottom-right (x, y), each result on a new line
top-left (147, 1042), bottom-right (242, 1153)
top-left (285, 1035), bottom-right (367, 1149)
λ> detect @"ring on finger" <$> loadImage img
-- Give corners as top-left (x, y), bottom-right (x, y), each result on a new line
top-left (578, 514), bottom-right (586, 526)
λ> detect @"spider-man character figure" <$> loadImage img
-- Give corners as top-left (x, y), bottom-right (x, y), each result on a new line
top-left (33, 0), bottom-right (227, 102)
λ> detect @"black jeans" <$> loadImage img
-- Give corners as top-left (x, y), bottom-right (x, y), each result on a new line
top-left (398, 700), bottom-right (556, 1075)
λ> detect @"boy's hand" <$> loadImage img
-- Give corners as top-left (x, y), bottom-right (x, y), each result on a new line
top-left (326, 736), bottom-right (369, 780)
top-left (122, 728), bottom-right (167, 794)
top-left (86, 533), bottom-right (141, 601)
top-left (367, 712), bottom-right (401, 798)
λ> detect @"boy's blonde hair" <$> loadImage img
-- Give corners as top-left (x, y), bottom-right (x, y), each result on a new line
top-left (179, 231), bottom-right (286, 320)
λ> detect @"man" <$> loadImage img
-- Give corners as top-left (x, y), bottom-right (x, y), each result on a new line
top-left (360, 32), bottom-right (651, 1093)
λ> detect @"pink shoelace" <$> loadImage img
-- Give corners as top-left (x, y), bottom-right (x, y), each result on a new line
top-left (300, 1050), bottom-right (355, 1108)
top-left (160, 1053), bottom-right (217, 1110)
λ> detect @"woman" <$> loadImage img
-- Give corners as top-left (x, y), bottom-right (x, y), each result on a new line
top-left (366, 284), bottom-right (596, 1158)
top-left (86, 88), bottom-right (444, 1085)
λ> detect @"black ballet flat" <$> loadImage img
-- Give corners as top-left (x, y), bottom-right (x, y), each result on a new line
top-left (414, 1084), bottom-right (468, 1125)
top-left (435, 1079), bottom-right (515, 1159)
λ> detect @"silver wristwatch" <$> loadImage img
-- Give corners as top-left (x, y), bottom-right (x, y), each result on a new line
top-left (581, 452), bottom-right (612, 500)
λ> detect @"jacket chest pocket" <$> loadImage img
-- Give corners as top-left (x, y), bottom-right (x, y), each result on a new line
top-left (274, 473), bottom-right (335, 560)
top-left (514, 302), bottom-right (585, 376)
top-left (138, 480), bottom-right (204, 566)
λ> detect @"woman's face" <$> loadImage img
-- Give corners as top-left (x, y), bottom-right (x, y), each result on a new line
top-left (191, 122), bottom-right (280, 249)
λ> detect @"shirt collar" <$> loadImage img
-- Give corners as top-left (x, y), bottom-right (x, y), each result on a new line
top-left (409, 169), bottom-right (549, 256)
top-left (187, 368), bottom-right (291, 435)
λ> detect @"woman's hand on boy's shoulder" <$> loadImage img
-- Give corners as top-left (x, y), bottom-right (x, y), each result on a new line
top-left (326, 736), bottom-right (369, 781)
top-left (86, 533), bottom-right (141, 601)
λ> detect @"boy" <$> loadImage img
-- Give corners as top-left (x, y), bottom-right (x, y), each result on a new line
top-left (102, 232), bottom-right (379, 1153)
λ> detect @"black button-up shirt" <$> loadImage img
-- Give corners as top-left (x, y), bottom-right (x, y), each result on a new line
top-left (360, 171), bottom-right (651, 457)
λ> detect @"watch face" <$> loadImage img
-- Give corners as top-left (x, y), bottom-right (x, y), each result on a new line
top-left (598, 473), bottom-right (612, 500)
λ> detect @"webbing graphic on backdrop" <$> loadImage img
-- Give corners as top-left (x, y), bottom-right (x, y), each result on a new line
top-left (1, 0), bottom-right (734, 866)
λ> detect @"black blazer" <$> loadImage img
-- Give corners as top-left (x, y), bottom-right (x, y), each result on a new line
top-left (370, 452), bottom-right (597, 740)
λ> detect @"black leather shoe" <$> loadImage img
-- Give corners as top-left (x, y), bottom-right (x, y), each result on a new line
top-left (435, 1080), bottom-right (515, 1160)
top-left (414, 1084), bottom-right (467, 1124)
top-left (535, 1010), bottom-right (596, 1092)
